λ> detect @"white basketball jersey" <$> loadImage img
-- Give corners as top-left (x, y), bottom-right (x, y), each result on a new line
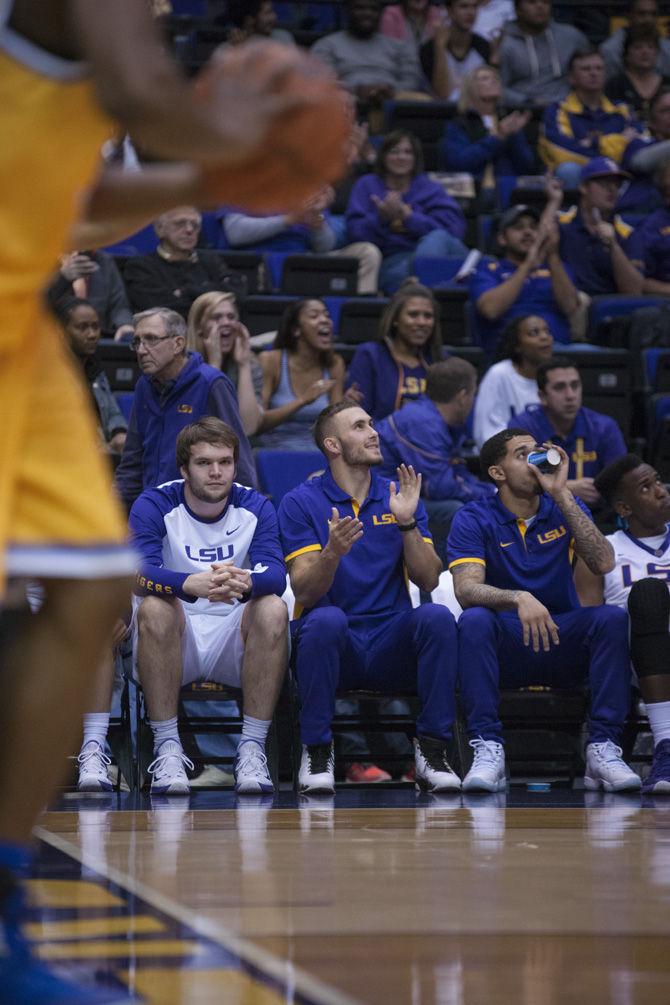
top-left (603, 526), bottom-right (670, 609)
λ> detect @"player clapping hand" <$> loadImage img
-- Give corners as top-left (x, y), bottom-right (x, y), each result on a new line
top-left (389, 464), bottom-right (422, 525)
top-left (326, 507), bottom-right (364, 557)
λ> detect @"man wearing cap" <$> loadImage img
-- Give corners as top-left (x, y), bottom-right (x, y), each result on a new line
top-left (469, 194), bottom-right (579, 356)
top-left (558, 157), bottom-right (644, 296)
top-left (539, 48), bottom-right (645, 189)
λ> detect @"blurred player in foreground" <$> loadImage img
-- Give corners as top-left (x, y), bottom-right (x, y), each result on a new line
top-left (0, 1), bottom-right (348, 1001)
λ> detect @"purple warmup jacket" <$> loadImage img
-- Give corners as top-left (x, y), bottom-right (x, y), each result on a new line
top-left (345, 172), bottom-right (465, 255)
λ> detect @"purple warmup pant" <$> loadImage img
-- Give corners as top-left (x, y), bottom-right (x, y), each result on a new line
top-left (457, 605), bottom-right (631, 744)
top-left (292, 605), bottom-right (458, 746)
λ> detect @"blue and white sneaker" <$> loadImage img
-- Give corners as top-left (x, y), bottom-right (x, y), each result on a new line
top-left (462, 738), bottom-right (506, 792)
top-left (642, 739), bottom-right (670, 794)
top-left (584, 741), bottom-right (641, 793)
top-left (147, 739), bottom-right (193, 795)
top-left (76, 741), bottom-right (113, 793)
top-left (234, 740), bottom-right (274, 794)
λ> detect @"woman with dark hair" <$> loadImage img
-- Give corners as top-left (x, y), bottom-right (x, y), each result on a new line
top-left (346, 281), bottom-right (444, 420)
top-left (255, 298), bottom-right (345, 449)
top-left (57, 297), bottom-right (127, 456)
top-left (345, 129), bottom-right (467, 293)
top-left (606, 25), bottom-right (670, 120)
top-left (472, 313), bottom-right (553, 447)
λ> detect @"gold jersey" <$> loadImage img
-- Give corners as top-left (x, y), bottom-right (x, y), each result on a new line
top-left (0, 29), bottom-right (132, 585)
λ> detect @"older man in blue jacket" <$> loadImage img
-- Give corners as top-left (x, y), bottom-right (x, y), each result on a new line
top-left (115, 307), bottom-right (256, 508)
top-left (377, 357), bottom-right (494, 557)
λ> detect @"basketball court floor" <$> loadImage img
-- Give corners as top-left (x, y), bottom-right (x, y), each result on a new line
top-left (29, 787), bottom-right (670, 1003)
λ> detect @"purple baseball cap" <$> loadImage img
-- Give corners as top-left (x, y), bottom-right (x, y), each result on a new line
top-left (580, 157), bottom-right (631, 183)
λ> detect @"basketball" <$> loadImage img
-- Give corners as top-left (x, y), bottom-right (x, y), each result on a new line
top-left (195, 40), bottom-right (352, 213)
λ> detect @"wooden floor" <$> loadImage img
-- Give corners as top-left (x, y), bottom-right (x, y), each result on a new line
top-left (30, 791), bottom-right (670, 1004)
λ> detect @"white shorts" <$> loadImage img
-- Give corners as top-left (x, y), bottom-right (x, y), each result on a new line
top-left (132, 599), bottom-right (245, 689)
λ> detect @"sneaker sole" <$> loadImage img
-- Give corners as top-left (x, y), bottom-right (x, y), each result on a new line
top-left (299, 781), bottom-right (335, 794)
top-left (584, 775), bottom-right (642, 793)
top-left (235, 781), bottom-right (274, 794)
top-left (150, 783), bottom-right (190, 795)
top-left (643, 780), bottom-right (670, 793)
top-left (77, 781), bottom-right (114, 793)
top-left (415, 776), bottom-right (461, 793)
top-left (462, 776), bottom-right (506, 793)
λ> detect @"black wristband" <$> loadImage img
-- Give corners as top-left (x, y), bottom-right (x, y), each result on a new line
top-left (397, 519), bottom-right (417, 533)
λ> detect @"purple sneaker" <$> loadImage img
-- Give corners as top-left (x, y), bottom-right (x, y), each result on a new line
top-left (642, 739), bottom-right (670, 794)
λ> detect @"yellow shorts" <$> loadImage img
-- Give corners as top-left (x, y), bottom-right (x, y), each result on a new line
top-left (0, 305), bottom-right (134, 585)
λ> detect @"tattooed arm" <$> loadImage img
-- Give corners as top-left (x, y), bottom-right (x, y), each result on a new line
top-left (525, 443), bottom-right (614, 575)
top-left (553, 488), bottom-right (614, 575)
top-left (451, 563), bottom-right (560, 653)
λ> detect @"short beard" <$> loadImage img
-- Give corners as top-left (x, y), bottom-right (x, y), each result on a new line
top-left (340, 443), bottom-right (381, 468)
top-left (187, 483), bottom-right (229, 504)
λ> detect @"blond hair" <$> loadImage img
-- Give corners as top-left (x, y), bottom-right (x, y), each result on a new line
top-left (457, 65), bottom-right (500, 114)
top-left (186, 291), bottom-right (238, 354)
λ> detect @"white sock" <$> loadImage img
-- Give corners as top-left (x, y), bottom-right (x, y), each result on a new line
top-left (646, 700), bottom-right (670, 746)
top-left (240, 715), bottom-right (271, 747)
top-left (81, 713), bottom-right (110, 751)
top-left (149, 716), bottom-right (180, 753)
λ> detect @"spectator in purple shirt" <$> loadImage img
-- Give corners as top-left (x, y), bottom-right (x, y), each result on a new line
top-left (345, 129), bottom-right (468, 292)
top-left (510, 355), bottom-right (627, 505)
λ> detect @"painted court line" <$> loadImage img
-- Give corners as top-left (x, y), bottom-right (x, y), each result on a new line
top-left (34, 824), bottom-right (359, 1005)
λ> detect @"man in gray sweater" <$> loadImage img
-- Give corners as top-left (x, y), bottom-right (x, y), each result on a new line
top-left (312, 0), bottom-right (423, 107)
top-left (498, 0), bottom-right (588, 107)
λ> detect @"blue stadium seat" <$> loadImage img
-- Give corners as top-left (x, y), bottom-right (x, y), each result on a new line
top-left (558, 345), bottom-right (632, 434)
top-left (200, 211), bottom-right (223, 249)
top-left (275, 2), bottom-right (341, 30)
top-left (651, 394), bottom-right (670, 479)
top-left (588, 295), bottom-right (670, 342)
top-left (104, 223), bottom-right (158, 256)
top-left (322, 296), bottom-right (346, 334)
top-left (641, 349), bottom-right (670, 392)
top-left (114, 391), bottom-right (135, 422)
top-left (242, 295), bottom-right (298, 337)
top-left (256, 450), bottom-right (325, 506)
top-left (170, 0), bottom-right (207, 15)
top-left (337, 297), bottom-right (390, 345)
top-left (478, 216), bottom-right (495, 253)
top-left (496, 176), bottom-right (518, 211)
top-left (265, 251), bottom-right (289, 292)
top-left (464, 300), bottom-right (480, 347)
top-left (280, 256), bottom-right (359, 297)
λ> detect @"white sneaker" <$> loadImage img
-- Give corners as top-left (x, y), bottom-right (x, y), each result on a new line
top-left (235, 740), bottom-right (274, 794)
top-left (414, 737), bottom-right (461, 792)
top-left (299, 742), bottom-right (335, 794)
top-left (147, 739), bottom-right (194, 795)
top-left (77, 741), bottom-right (113, 793)
top-left (584, 741), bottom-right (641, 793)
top-left (462, 737), bottom-right (506, 792)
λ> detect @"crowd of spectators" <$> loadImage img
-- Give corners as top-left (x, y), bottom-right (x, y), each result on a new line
top-left (54, 0), bottom-right (670, 796)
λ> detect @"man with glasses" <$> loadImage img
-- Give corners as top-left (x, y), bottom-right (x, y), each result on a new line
top-left (115, 307), bottom-right (256, 509)
top-left (124, 205), bottom-right (237, 318)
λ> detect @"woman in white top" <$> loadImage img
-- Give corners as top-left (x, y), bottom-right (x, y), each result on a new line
top-left (473, 314), bottom-right (553, 448)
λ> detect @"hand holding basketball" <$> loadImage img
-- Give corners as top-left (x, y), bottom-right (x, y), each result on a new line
top-left (194, 40), bottom-right (352, 213)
